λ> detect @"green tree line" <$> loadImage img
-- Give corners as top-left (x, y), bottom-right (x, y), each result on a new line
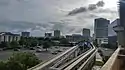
top-left (0, 52), bottom-right (40, 70)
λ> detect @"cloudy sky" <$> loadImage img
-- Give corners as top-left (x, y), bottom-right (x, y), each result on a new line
top-left (0, 0), bottom-right (119, 36)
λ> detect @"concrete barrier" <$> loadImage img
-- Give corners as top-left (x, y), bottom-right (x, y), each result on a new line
top-left (100, 48), bottom-right (120, 70)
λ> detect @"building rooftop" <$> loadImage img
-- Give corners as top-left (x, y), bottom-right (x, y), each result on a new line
top-left (0, 32), bottom-right (20, 36)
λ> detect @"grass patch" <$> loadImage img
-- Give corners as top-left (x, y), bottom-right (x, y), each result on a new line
top-left (95, 60), bottom-right (104, 66)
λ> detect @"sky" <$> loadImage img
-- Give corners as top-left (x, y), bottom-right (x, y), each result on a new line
top-left (0, 0), bottom-right (119, 36)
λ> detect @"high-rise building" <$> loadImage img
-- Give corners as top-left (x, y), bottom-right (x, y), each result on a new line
top-left (45, 33), bottom-right (52, 38)
top-left (108, 19), bottom-right (120, 36)
top-left (72, 34), bottom-right (83, 42)
top-left (82, 28), bottom-right (90, 37)
top-left (118, 0), bottom-right (125, 46)
top-left (54, 30), bottom-right (60, 37)
top-left (92, 33), bottom-right (95, 40)
top-left (0, 32), bottom-right (20, 43)
top-left (21, 32), bottom-right (30, 37)
top-left (120, 0), bottom-right (125, 27)
top-left (94, 18), bottom-right (109, 38)
top-left (66, 34), bottom-right (84, 43)
top-left (94, 18), bottom-right (110, 45)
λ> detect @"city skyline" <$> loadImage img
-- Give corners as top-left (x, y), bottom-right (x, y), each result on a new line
top-left (0, 0), bottom-right (118, 36)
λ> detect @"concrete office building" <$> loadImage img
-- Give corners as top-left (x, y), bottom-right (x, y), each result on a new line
top-left (94, 18), bottom-right (110, 45)
top-left (66, 35), bottom-right (73, 42)
top-left (66, 34), bottom-right (84, 43)
top-left (92, 33), bottom-right (95, 40)
top-left (108, 19), bottom-right (120, 45)
top-left (94, 18), bottom-right (109, 38)
top-left (113, 0), bottom-right (125, 46)
top-left (72, 34), bottom-right (84, 42)
top-left (54, 30), bottom-right (60, 37)
top-left (0, 32), bottom-right (20, 42)
top-left (108, 19), bottom-right (120, 36)
top-left (82, 28), bottom-right (90, 37)
top-left (21, 32), bottom-right (30, 37)
top-left (45, 33), bottom-right (52, 38)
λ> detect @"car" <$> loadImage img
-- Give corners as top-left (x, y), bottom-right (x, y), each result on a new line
top-left (0, 49), bottom-right (3, 51)
top-left (36, 49), bottom-right (42, 52)
top-left (56, 50), bottom-right (63, 52)
top-left (2, 47), bottom-right (8, 51)
top-left (36, 46), bottom-right (41, 49)
top-left (51, 51), bottom-right (58, 55)
top-left (29, 47), bottom-right (35, 50)
top-left (14, 48), bottom-right (20, 51)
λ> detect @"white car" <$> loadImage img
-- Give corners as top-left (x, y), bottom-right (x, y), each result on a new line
top-left (56, 49), bottom-right (63, 52)
top-left (36, 49), bottom-right (42, 52)
top-left (51, 51), bottom-right (58, 55)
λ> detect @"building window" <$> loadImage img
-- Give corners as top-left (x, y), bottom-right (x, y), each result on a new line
top-left (8, 36), bottom-right (11, 42)
top-left (4, 36), bottom-right (6, 42)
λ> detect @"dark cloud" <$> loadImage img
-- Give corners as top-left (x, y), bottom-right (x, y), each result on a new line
top-left (68, 7), bottom-right (87, 16)
top-left (96, 1), bottom-right (105, 7)
top-left (68, 0), bottom-right (105, 16)
top-left (88, 4), bottom-right (97, 10)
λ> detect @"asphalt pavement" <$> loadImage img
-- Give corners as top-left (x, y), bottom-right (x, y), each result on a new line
top-left (0, 47), bottom-right (70, 61)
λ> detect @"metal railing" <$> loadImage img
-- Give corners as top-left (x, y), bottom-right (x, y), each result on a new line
top-left (78, 49), bottom-right (97, 70)
top-left (63, 45), bottom-right (96, 70)
top-left (50, 47), bottom-right (93, 70)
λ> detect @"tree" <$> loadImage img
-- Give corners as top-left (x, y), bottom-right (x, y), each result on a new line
top-left (93, 39), bottom-right (98, 47)
top-left (37, 37), bottom-right (44, 40)
top-left (0, 42), bottom-right (10, 48)
top-left (43, 41), bottom-right (51, 51)
top-left (10, 41), bottom-right (19, 49)
top-left (30, 39), bottom-right (38, 47)
top-left (60, 38), bottom-right (69, 45)
top-left (0, 61), bottom-right (7, 70)
top-left (0, 52), bottom-right (40, 70)
top-left (6, 60), bottom-right (24, 70)
top-left (19, 39), bottom-right (26, 47)
top-left (38, 40), bottom-right (43, 46)
top-left (51, 37), bottom-right (60, 41)
top-left (8, 52), bottom-right (40, 69)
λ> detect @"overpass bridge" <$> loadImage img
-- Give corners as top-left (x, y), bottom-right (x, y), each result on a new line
top-left (28, 42), bottom-right (97, 70)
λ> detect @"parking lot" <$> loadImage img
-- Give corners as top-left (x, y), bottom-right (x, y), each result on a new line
top-left (0, 47), bottom-right (70, 62)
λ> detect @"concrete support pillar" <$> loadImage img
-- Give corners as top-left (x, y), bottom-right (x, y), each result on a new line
top-left (117, 31), bottom-right (125, 46)
top-left (113, 25), bottom-right (125, 47)
top-left (74, 51), bottom-right (78, 57)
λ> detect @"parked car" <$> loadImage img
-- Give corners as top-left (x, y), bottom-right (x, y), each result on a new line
top-left (2, 47), bottom-right (8, 51)
top-left (0, 49), bottom-right (3, 51)
top-left (14, 48), bottom-right (20, 51)
top-left (56, 50), bottom-right (63, 52)
top-left (36, 49), bottom-right (42, 52)
top-left (29, 47), bottom-right (35, 50)
top-left (51, 51), bottom-right (58, 55)
top-left (36, 46), bottom-right (41, 49)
